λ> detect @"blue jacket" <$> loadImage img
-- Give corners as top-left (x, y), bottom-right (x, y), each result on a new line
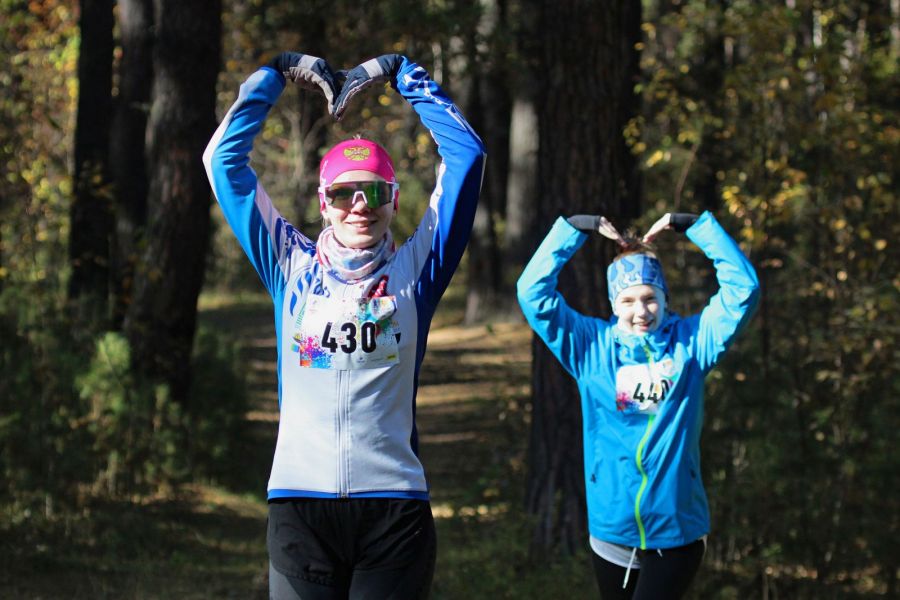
top-left (517, 212), bottom-right (759, 549)
top-left (203, 59), bottom-right (485, 500)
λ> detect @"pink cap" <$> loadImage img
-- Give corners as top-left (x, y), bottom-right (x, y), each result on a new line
top-left (319, 139), bottom-right (396, 187)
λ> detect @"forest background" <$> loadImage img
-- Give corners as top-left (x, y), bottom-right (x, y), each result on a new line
top-left (0, 0), bottom-right (897, 598)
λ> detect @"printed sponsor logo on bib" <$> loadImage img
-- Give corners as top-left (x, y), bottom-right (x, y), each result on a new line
top-left (615, 363), bottom-right (673, 414)
top-left (290, 295), bottom-right (400, 370)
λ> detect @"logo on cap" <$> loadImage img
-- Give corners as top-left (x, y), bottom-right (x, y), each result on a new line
top-left (343, 146), bottom-right (371, 161)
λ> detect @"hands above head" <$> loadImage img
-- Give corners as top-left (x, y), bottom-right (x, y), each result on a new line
top-left (267, 52), bottom-right (408, 120)
top-left (642, 213), bottom-right (699, 243)
top-left (267, 52), bottom-right (341, 114)
top-left (332, 54), bottom-right (404, 121)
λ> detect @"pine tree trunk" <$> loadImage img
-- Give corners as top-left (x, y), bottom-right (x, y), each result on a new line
top-left (503, 97), bottom-right (539, 266)
top-left (291, 12), bottom-right (330, 224)
top-left (110, 0), bottom-right (154, 329)
top-left (69, 0), bottom-right (114, 327)
top-left (526, 0), bottom-right (642, 555)
top-left (124, 0), bottom-right (222, 404)
top-left (503, 0), bottom-right (542, 268)
top-left (464, 0), bottom-right (514, 324)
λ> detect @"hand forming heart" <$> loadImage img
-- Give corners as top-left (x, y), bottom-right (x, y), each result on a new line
top-left (268, 52), bottom-right (405, 121)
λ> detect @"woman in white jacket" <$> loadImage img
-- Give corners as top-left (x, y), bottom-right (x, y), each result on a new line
top-left (204, 51), bottom-right (485, 599)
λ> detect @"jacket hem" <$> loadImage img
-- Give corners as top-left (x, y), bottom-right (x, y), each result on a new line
top-left (267, 488), bottom-right (430, 501)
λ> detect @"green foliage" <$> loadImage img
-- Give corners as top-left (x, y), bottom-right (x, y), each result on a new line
top-left (185, 325), bottom-right (250, 482)
top-left (0, 0), bottom-right (251, 507)
top-left (76, 332), bottom-right (184, 496)
top-left (0, 289), bottom-right (90, 505)
top-left (633, 1), bottom-right (898, 595)
top-left (1, 0), bottom-right (897, 596)
top-left (73, 327), bottom-right (250, 496)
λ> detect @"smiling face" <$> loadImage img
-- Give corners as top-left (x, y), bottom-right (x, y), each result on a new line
top-left (321, 169), bottom-right (396, 249)
top-left (614, 284), bottom-right (667, 335)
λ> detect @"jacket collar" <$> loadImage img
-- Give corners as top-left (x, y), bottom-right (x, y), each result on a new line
top-left (612, 312), bottom-right (678, 360)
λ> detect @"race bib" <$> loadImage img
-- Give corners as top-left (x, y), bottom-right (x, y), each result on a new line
top-left (614, 360), bottom-right (675, 414)
top-left (290, 294), bottom-right (400, 370)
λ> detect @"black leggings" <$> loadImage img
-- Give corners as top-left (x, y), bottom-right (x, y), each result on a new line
top-left (267, 498), bottom-right (436, 600)
top-left (269, 558), bottom-right (435, 600)
top-left (592, 540), bottom-right (705, 600)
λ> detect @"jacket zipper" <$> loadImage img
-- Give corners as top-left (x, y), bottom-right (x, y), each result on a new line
top-left (633, 339), bottom-right (658, 550)
top-left (634, 414), bottom-right (655, 549)
top-left (336, 285), bottom-right (356, 499)
top-left (336, 369), bottom-right (350, 497)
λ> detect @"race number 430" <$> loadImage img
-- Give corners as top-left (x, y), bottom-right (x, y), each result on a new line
top-left (321, 321), bottom-right (378, 354)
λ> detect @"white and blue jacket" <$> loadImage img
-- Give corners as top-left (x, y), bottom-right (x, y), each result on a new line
top-left (203, 58), bottom-right (485, 501)
top-left (517, 212), bottom-right (759, 549)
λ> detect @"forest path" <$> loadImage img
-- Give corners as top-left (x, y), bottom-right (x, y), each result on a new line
top-left (189, 298), bottom-right (531, 598)
top-left (1, 294), bottom-right (561, 599)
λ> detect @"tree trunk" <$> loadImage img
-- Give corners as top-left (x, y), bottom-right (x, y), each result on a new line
top-left (290, 12), bottom-right (330, 224)
top-left (124, 0), bottom-right (222, 404)
top-left (526, 0), bottom-right (642, 555)
top-left (110, 0), bottom-right (154, 329)
top-left (69, 0), bottom-right (114, 327)
top-left (503, 97), bottom-right (538, 266)
top-left (503, 0), bottom-right (541, 268)
top-left (691, 0), bottom-right (727, 213)
top-left (464, 0), bottom-right (513, 324)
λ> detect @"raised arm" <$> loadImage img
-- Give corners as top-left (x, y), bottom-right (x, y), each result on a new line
top-left (682, 211), bottom-right (760, 371)
top-left (335, 55), bottom-right (487, 311)
top-left (202, 53), bottom-right (338, 297)
top-left (517, 216), bottom-right (608, 378)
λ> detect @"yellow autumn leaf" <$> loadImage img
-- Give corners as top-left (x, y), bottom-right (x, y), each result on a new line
top-left (646, 149), bottom-right (665, 168)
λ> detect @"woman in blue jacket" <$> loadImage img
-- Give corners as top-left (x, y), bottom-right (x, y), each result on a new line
top-left (517, 212), bottom-right (759, 599)
top-left (204, 52), bottom-right (485, 599)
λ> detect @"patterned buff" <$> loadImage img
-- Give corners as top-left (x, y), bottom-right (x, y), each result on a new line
top-left (606, 254), bottom-right (669, 312)
top-left (316, 226), bottom-right (395, 282)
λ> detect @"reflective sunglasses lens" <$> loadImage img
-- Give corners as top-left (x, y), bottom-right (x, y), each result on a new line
top-left (325, 182), bottom-right (393, 209)
top-left (325, 183), bottom-right (356, 208)
top-left (362, 182), bottom-right (392, 208)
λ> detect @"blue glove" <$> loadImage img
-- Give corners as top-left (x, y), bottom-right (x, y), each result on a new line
top-left (267, 52), bottom-right (340, 113)
top-left (332, 54), bottom-right (404, 121)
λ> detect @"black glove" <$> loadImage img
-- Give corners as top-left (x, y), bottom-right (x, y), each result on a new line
top-left (566, 215), bottom-right (601, 232)
top-left (643, 212), bottom-right (699, 242)
top-left (332, 54), bottom-right (404, 120)
top-left (670, 213), bottom-right (699, 232)
top-left (266, 52), bottom-right (340, 113)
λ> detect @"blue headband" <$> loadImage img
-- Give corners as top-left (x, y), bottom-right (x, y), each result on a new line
top-left (606, 254), bottom-right (668, 311)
